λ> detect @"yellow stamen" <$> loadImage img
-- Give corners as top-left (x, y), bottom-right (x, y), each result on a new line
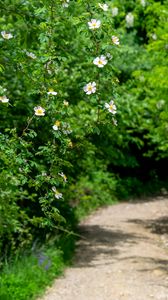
top-left (55, 121), bottom-right (60, 126)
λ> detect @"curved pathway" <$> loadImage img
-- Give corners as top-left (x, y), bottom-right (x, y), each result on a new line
top-left (39, 197), bottom-right (168, 300)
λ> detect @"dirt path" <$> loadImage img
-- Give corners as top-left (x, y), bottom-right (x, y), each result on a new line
top-left (39, 197), bottom-right (168, 300)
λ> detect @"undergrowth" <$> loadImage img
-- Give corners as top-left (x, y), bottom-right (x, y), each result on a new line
top-left (0, 234), bottom-right (75, 300)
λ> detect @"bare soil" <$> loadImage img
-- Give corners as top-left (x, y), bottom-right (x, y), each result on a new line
top-left (39, 197), bottom-right (168, 300)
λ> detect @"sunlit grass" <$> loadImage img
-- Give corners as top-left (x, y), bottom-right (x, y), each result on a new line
top-left (0, 245), bottom-right (66, 300)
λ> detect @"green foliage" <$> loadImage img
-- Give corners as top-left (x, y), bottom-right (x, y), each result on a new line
top-left (0, 246), bottom-right (64, 300)
top-left (115, 0), bottom-right (168, 161)
top-left (1, 0), bottom-right (168, 298)
top-left (0, 0), bottom-right (120, 257)
top-left (70, 169), bottom-right (117, 218)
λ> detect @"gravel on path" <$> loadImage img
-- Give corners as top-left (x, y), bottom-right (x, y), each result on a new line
top-left (38, 197), bottom-right (168, 300)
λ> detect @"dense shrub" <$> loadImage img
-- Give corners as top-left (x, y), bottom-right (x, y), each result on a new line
top-left (0, 0), bottom-right (168, 263)
top-left (0, 0), bottom-right (120, 256)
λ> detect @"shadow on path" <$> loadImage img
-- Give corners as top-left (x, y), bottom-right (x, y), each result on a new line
top-left (74, 224), bottom-right (144, 268)
top-left (127, 216), bottom-right (168, 235)
top-left (73, 214), bottom-right (168, 279)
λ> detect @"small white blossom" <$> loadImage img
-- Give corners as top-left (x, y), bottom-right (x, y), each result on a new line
top-left (112, 35), bottom-right (120, 45)
top-left (34, 106), bottom-right (45, 116)
top-left (62, 123), bottom-right (72, 135)
top-left (47, 89), bottom-right (57, 96)
top-left (140, 0), bottom-right (146, 7)
top-left (45, 61), bottom-right (52, 75)
top-left (42, 171), bottom-right (47, 176)
top-left (93, 55), bottom-right (107, 68)
top-left (1, 31), bottom-right (13, 39)
top-left (62, 0), bottom-right (69, 7)
top-left (105, 100), bottom-right (117, 114)
top-left (63, 130), bottom-right (72, 135)
top-left (26, 51), bottom-right (36, 59)
top-left (106, 53), bottom-right (113, 60)
top-left (52, 187), bottom-right (63, 199)
top-left (58, 172), bottom-right (67, 182)
top-left (83, 82), bottom-right (96, 95)
top-left (98, 3), bottom-right (108, 11)
top-left (156, 100), bottom-right (165, 109)
top-left (112, 7), bottom-right (119, 17)
top-left (125, 13), bottom-right (134, 28)
top-left (63, 100), bottom-right (69, 106)
top-left (112, 118), bottom-right (118, 126)
top-left (53, 120), bottom-right (61, 130)
top-left (88, 19), bottom-right (101, 30)
top-left (0, 95), bottom-right (9, 103)
top-left (151, 33), bottom-right (157, 40)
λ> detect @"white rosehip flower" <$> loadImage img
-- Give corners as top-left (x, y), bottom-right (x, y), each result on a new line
top-left (125, 13), bottom-right (134, 28)
top-left (112, 7), bottom-right (118, 17)
top-left (112, 35), bottom-right (120, 45)
top-left (88, 19), bottom-right (101, 30)
top-left (52, 187), bottom-right (63, 199)
top-left (34, 106), bottom-right (45, 116)
top-left (1, 31), bottom-right (13, 39)
top-left (83, 82), bottom-right (96, 95)
top-left (53, 120), bottom-right (61, 130)
top-left (98, 3), bottom-right (108, 11)
top-left (0, 95), bottom-right (9, 103)
top-left (105, 100), bottom-right (117, 114)
top-left (58, 172), bottom-right (67, 182)
top-left (47, 89), bottom-right (57, 96)
top-left (26, 51), bottom-right (36, 59)
top-left (93, 55), bottom-right (107, 68)
top-left (62, 0), bottom-right (69, 7)
top-left (63, 100), bottom-right (69, 106)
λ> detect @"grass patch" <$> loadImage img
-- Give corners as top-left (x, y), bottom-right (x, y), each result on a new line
top-left (0, 234), bottom-right (76, 300)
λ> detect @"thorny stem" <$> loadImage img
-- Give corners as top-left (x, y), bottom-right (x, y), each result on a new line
top-left (53, 225), bottom-right (87, 240)
top-left (21, 115), bottom-right (34, 137)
